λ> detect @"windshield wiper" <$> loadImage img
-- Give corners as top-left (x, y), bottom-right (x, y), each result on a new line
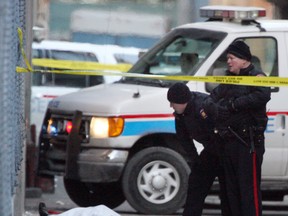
top-left (117, 77), bottom-right (170, 87)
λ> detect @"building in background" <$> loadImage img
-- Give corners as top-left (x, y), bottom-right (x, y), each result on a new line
top-left (32, 0), bottom-right (280, 60)
top-left (70, 10), bottom-right (170, 49)
top-left (36, 0), bottom-right (208, 49)
top-left (35, 0), bottom-right (277, 48)
top-left (33, 0), bottom-right (50, 41)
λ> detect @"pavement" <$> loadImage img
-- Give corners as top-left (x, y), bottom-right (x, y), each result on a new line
top-left (24, 180), bottom-right (183, 216)
top-left (23, 176), bottom-right (225, 216)
top-left (24, 193), bottom-right (183, 216)
top-left (24, 186), bottom-right (288, 216)
top-left (24, 187), bottom-right (76, 216)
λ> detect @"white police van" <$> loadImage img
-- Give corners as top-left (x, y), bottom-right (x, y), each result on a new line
top-left (37, 6), bottom-right (288, 214)
top-left (31, 40), bottom-right (141, 144)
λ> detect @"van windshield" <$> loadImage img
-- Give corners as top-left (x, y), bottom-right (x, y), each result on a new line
top-left (122, 28), bottom-right (227, 86)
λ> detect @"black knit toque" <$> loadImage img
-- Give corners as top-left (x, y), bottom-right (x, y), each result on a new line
top-left (226, 40), bottom-right (252, 61)
top-left (167, 83), bottom-right (191, 104)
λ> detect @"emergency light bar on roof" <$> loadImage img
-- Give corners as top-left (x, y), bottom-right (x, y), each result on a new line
top-left (200, 5), bottom-right (266, 20)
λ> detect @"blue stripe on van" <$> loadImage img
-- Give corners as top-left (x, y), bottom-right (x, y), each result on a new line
top-left (121, 116), bottom-right (275, 136)
top-left (122, 120), bottom-right (175, 136)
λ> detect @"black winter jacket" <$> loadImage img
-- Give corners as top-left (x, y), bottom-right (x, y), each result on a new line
top-left (174, 92), bottom-right (218, 158)
top-left (206, 64), bottom-right (271, 130)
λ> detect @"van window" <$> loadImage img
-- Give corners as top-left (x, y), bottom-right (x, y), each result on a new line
top-left (143, 36), bottom-right (218, 75)
top-left (114, 53), bottom-right (139, 64)
top-left (205, 37), bottom-right (278, 92)
top-left (48, 50), bottom-right (98, 62)
top-left (32, 49), bottom-right (103, 88)
top-left (124, 28), bottom-right (226, 86)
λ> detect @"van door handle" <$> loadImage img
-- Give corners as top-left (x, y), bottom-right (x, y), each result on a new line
top-left (275, 114), bottom-right (286, 135)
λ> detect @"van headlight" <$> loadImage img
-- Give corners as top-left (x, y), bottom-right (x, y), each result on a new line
top-left (90, 117), bottom-right (124, 138)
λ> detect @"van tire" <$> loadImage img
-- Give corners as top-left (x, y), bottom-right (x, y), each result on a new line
top-left (122, 146), bottom-right (190, 214)
top-left (63, 178), bottom-right (125, 209)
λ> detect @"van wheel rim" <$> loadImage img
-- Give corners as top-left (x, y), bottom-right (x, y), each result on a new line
top-left (137, 160), bottom-right (180, 204)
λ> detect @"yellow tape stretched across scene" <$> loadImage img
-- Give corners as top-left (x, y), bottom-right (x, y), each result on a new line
top-left (16, 66), bottom-right (288, 87)
top-left (32, 58), bottom-right (132, 72)
top-left (17, 26), bottom-right (132, 73)
top-left (16, 27), bottom-right (288, 88)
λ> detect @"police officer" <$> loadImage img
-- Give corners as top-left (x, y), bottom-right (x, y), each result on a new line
top-left (167, 82), bottom-right (231, 216)
top-left (202, 40), bottom-right (271, 216)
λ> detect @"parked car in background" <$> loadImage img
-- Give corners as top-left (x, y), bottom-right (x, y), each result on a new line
top-left (31, 40), bottom-right (141, 144)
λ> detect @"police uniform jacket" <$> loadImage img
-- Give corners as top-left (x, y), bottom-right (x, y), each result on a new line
top-left (209, 64), bottom-right (271, 137)
top-left (174, 92), bottom-right (218, 159)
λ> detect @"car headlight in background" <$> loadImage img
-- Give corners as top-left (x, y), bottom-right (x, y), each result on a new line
top-left (90, 117), bottom-right (124, 138)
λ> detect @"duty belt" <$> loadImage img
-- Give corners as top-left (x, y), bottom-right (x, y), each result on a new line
top-left (214, 126), bottom-right (256, 153)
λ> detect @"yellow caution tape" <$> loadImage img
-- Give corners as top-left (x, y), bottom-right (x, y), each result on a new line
top-left (18, 27), bottom-right (32, 71)
top-left (16, 28), bottom-right (288, 87)
top-left (32, 58), bottom-right (132, 72)
top-left (18, 25), bottom-right (131, 72)
top-left (15, 67), bottom-right (288, 87)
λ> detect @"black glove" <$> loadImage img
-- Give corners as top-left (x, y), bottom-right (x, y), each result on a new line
top-left (202, 97), bottom-right (230, 121)
top-left (201, 97), bottom-right (218, 118)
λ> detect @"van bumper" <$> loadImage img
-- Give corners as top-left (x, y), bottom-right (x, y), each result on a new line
top-left (77, 149), bottom-right (129, 182)
top-left (38, 148), bottom-right (129, 183)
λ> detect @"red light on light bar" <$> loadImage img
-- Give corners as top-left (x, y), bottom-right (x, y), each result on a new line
top-left (258, 10), bottom-right (266, 17)
top-left (222, 11), bottom-right (229, 18)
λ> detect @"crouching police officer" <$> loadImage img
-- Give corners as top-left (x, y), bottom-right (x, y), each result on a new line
top-left (167, 82), bottom-right (231, 216)
top-left (202, 40), bottom-right (271, 216)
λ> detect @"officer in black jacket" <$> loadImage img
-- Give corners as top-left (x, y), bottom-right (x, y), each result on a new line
top-left (167, 83), bottom-right (231, 216)
top-left (202, 40), bottom-right (271, 216)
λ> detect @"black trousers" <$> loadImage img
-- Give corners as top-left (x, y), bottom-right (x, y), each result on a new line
top-left (222, 136), bottom-right (264, 216)
top-left (182, 149), bottom-right (231, 216)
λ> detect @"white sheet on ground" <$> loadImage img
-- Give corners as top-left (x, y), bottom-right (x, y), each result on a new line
top-left (51, 205), bottom-right (121, 216)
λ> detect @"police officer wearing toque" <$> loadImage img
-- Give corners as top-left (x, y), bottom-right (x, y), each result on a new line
top-left (167, 83), bottom-right (231, 216)
top-left (202, 40), bottom-right (271, 216)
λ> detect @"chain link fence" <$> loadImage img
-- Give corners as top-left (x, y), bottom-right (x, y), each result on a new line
top-left (0, 0), bottom-right (28, 215)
